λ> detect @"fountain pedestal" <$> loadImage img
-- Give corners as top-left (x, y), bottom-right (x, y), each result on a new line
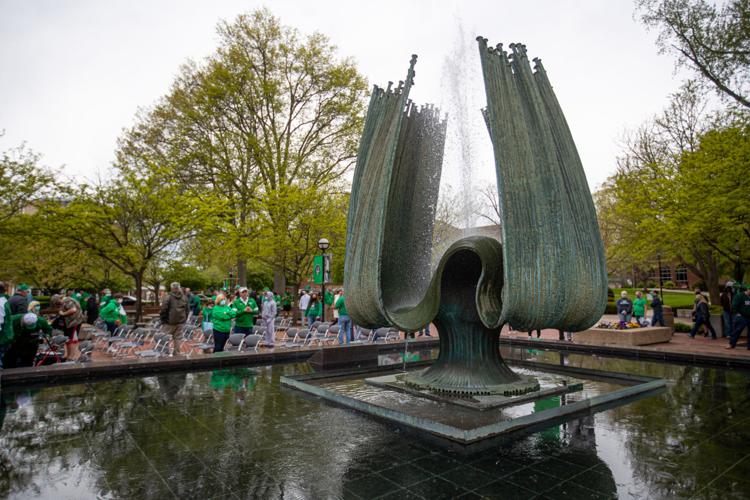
top-left (402, 247), bottom-right (538, 396)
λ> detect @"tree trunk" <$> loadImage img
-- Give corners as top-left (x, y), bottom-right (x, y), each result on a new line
top-left (152, 280), bottom-right (161, 304)
top-left (237, 257), bottom-right (247, 287)
top-left (274, 268), bottom-right (286, 295)
top-left (133, 272), bottom-right (144, 323)
top-left (688, 249), bottom-right (721, 304)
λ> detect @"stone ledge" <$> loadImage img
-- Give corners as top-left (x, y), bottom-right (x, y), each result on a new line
top-left (574, 327), bottom-right (672, 346)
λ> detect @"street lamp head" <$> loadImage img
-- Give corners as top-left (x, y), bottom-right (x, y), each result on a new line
top-left (317, 237), bottom-right (330, 251)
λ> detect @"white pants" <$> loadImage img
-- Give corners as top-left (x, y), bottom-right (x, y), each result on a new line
top-left (263, 318), bottom-right (275, 346)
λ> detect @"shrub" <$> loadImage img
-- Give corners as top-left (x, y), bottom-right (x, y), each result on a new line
top-left (662, 280), bottom-right (675, 289)
top-left (607, 287), bottom-right (615, 299)
top-left (673, 322), bottom-right (692, 333)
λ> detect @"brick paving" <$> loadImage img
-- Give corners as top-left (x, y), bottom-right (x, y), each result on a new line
top-left (501, 314), bottom-right (750, 361)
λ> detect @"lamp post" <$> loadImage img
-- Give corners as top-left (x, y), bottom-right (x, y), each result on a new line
top-left (657, 252), bottom-right (663, 301)
top-left (317, 238), bottom-right (330, 322)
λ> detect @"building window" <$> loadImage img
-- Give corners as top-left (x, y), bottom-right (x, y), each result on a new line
top-left (676, 265), bottom-right (688, 283)
top-left (660, 266), bottom-right (671, 283)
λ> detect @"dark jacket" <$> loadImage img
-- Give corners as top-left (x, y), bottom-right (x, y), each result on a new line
top-left (160, 291), bottom-right (188, 325)
top-left (695, 300), bottom-right (710, 320)
top-left (86, 296), bottom-right (99, 324)
top-left (8, 293), bottom-right (28, 315)
top-left (651, 296), bottom-right (663, 313)
top-left (616, 298), bottom-right (633, 315)
top-left (732, 293), bottom-right (750, 318)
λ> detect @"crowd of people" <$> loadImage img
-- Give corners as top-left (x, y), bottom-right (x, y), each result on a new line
top-left (0, 280), bottom-right (359, 368)
top-left (2, 279), bottom-right (749, 370)
top-left (614, 284), bottom-right (750, 347)
top-left (160, 283), bottom-right (355, 352)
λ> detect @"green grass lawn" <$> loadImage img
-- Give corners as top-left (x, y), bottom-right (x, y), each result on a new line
top-left (612, 288), bottom-right (696, 309)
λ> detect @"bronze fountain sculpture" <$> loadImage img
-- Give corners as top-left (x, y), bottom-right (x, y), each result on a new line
top-left (343, 37), bottom-right (607, 396)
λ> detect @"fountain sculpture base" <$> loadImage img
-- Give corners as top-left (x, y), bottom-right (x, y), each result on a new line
top-left (400, 244), bottom-right (538, 396)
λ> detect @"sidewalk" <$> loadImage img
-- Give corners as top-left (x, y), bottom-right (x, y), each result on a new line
top-left (501, 315), bottom-right (750, 365)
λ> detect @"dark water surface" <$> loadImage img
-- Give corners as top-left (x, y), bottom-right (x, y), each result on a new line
top-left (1, 348), bottom-right (749, 499)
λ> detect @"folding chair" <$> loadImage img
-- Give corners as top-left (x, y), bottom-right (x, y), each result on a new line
top-left (224, 333), bottom-right (246, 352)
top-left (306, 323), bottom-right (335, 346)
top-left (135, 333), bottom-right (172, 358)
top-left (283, 327), bottom-right (308, 348)
top-left (243, 333), bottom-right (263, 352)
top-left (370, 327), bottom-right (392, 343)
top-left (352, 327), bottom-right (371, 344)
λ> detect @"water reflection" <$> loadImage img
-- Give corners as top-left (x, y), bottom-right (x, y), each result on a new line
top-left (0, 356), bottom-right (749, 498)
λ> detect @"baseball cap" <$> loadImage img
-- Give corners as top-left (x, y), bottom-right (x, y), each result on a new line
top-left (22, 313), bottom-right (37, 327)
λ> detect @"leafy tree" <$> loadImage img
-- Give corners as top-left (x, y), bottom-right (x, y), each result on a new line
top-left (40, 171), bottom-right (217, 321)
top-left (0, 138), bottom-right (62, 228)
top-left (637, 0), bottom-right (750, 109)
top-left (162, 261), bottom-right (212, 292)
top-left (116, 8), bottom-right (368, 289)
top-left (593, 83), bottom-right (744, 301)
top-left (676, 124), bottom-right (750, 282)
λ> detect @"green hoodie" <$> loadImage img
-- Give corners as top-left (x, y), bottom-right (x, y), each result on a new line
top-left (306, 300), bottom-right (322, 318)
top-left (0, 294), bottom-right (14, 346)
top-left (100, 299), bottom-right (120, 323)
top-left (11, 313), bottom-right (51, 338)
top-left (334, 296), bottom-right (348, 316)
top-left (231, 297), bottom-right (258, 328)
top-left (211, 304), bottom-right (237, 333)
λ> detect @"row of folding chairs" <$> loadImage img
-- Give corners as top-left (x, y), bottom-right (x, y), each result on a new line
top-left (90, 322), bottom-right (212, 358)
top-left (275, 323), bottom-right (401, 348)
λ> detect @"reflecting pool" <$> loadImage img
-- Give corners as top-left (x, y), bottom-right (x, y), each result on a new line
top-left (1, 349), bottom-right (749, 499)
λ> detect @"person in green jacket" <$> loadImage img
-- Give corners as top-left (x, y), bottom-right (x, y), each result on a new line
top-left (0, 283), bottom-right (15, 369)
top-left (305, 293), bottom-right (322, 326)
top-left (632, 291), bottom-right (648, 327)
top-left (211, 294), bottom-right (237, 352)
top-left (5, 313), bottom-right (51, 368)
top-left (100, 293), bottom-right (121, 333)
top-left (231, 287), bottom-right (258, 335)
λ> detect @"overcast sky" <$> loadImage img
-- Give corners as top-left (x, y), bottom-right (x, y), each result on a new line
top-left (0, 0), bottom-right (682, 194)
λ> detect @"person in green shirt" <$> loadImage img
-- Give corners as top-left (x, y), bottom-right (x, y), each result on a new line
top-left (6, 313), bottom-right (51, 368)
top-left (231, 287), bottom-right (258, 335)
top-left (211, 294), bottom-right (237, 352)
top-left (335, 290), bottom-right (351, 344)
top-left (100, 293), bottom-right (121, 333)
top-left (305, 293), bottom-right (322, 326)
top-left (633, 291), bottom-right (648, 327)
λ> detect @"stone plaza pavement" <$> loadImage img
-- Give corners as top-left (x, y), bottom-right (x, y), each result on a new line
top-left (501, 314), bottom-right (750, 363)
